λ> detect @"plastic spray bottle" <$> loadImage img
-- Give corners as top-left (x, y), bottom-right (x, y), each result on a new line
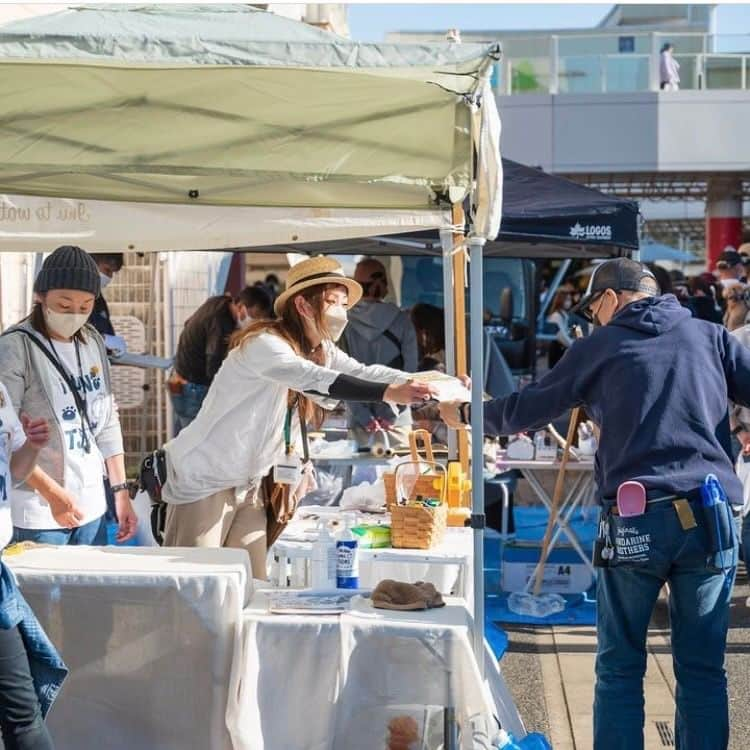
top-left (311, 521), bottom-right (337, 589)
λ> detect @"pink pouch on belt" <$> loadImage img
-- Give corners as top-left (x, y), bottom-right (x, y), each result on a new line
top-left (617, 481), bottom-right (647, 517)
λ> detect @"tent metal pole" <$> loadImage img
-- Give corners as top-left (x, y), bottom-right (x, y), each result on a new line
top-left (451, 204), bottom-right (470, 475)
top-left (469, 234), bottom-right (486, 678)
top-left (440, 228), bottom-right (458, 460)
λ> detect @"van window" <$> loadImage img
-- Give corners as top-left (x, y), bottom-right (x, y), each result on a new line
top-left (400, 257), bottom-right (528, 320)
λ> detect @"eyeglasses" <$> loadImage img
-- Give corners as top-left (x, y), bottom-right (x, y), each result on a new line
top-left (580, 291), bottom-right (604, 323)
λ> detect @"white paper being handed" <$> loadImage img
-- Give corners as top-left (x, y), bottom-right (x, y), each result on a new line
top-left (410, 371), bottom-right (471, 403)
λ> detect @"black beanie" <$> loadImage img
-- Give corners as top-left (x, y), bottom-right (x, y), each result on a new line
top-left (34, 246), bottom-right (101, 297)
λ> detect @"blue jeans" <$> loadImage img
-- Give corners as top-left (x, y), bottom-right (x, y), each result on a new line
top-left (594, 500), bottom-right (737, 750)
top-left (0, 625), bottom-right (53, 750)
top-left (170, 382), bottom-right (208, 434)
top-left (0, 563), bottom-right (67, 734)
top-left (13, 515), bottom-right (107, 546)
top-left (742, 513), bottom-right (750, 571)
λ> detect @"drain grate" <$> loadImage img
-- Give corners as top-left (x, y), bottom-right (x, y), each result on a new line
top-left (655, 720), bottom-right (675, 746)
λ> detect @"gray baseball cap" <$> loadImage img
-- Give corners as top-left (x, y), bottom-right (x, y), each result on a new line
top-left (570, 258), bottom-right (658, 319)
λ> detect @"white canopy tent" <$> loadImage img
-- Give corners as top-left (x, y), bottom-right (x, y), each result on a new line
top-left (0, 3), bottom-right (502, 699)
top-left (0, 195), bottom-right (451, 252)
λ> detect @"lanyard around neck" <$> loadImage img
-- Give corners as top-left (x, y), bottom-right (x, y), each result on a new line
top-left (48, 338), bottom-right (87, 407)
top-left (46, 337), bottom-right (93, 453)
top-left (283, 396), bottom-right (309, 461)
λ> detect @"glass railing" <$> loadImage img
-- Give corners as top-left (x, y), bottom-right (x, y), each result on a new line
top-left (496, 32), bottom-right (750, 94)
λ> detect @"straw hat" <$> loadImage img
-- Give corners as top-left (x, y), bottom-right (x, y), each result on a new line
top-left (274, 256), bottom-right (362, 316)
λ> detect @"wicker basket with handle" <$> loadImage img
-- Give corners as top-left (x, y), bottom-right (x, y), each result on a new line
top-left (390, 459), bottom-right (448, 549)
top-left (384, 430), bottom-right (443, 509)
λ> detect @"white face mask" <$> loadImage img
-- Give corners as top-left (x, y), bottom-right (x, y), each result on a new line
top-left (44, 307), bottom-right (89, 339)
top-left (720, 278), bottom-right (740, 289)
top-left (562, 298), bottom-right (573, 311)
top-left (99, 273), bottom-right (112, 290)
top-left (237, 314), bottom-right (254, 330)
top-left (324, 304), bottom-right (348, 342)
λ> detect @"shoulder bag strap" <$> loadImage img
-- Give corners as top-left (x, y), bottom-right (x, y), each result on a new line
top-left (15, 330), bottom-right (96, 441)
top-left (283, 395), bottom-right (310, 462)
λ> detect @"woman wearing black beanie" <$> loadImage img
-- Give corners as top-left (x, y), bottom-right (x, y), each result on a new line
top-left (0, 246), bottom-right (137, 546)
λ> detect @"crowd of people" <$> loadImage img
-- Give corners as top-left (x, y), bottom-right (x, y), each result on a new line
top-left (443, 256), bottom-right (750, 749)
top-left (546, 247), bottom-right (750, 347)
top-left (4, 243), bottom-right (750, 748)
top-left (0, 247), bottom-right (454, 747)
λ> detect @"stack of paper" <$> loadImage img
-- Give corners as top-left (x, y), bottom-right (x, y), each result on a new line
top-left (410, 371), bottom-right (471, 403)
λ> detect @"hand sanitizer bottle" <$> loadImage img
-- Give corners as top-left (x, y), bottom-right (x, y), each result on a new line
top-left (336, 513), bottom-right (359, 589)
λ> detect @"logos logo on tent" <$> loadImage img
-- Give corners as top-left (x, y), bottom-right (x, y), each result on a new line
top-left (570, 223), bottom-right (613, 241)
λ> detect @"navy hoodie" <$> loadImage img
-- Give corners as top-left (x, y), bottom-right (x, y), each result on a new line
top-left (485, 294), bottom-right (750, 503)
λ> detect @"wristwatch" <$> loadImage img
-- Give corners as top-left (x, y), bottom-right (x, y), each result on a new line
top-left (110, 482), bottom-right (130, 494)
top-left (458, 402), bottom-right (471, 425)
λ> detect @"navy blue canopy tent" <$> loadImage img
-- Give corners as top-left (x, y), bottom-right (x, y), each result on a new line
top-left (247, 158), bottom-right (640, 260)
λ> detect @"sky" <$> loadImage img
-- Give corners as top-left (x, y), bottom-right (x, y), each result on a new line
top-left (347, 3), bottom-right (750, 42)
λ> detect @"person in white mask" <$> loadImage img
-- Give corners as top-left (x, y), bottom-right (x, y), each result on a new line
top-left (233, 285), bottom-right (273, 329)
top-left (168, 285), bottom-right (273, 434)
top-left (342, 258), bottom-right (419, 451)
top-left (159, 256), bottom-right (436, 578)
top-left (0, 245), bottom-right (138, 546)
top-left (88, 252), bottom-right (124, 340)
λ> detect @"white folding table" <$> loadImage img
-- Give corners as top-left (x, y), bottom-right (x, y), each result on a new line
top-left (497, 456), bottom-right (597, 577)
top-left (7, 546), bottom-right (252, 750)
top-left (271, 514), bottom-right (474, 609)
top-left (236, 591), bottom-right (524, 750)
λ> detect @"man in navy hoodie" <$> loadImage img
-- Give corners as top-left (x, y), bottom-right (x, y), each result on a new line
top-left (442, 257), bottom-right (750, 750)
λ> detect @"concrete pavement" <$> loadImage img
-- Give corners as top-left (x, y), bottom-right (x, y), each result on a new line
top-left (499, 571), bottom-right (750, 749)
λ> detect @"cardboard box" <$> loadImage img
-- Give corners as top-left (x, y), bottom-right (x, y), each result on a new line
top-left (501, 540), bottom-right (593, 594)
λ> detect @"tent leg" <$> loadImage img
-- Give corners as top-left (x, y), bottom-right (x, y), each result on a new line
top-left (140, 253), bottom-right (159, 455)
top-left (164, 254), bottom-right (175, 440)
top-left (469, 235), bottom-right (486, 678)
top-left (440, 228), bottom-right (458, 461)
top-left (443, 707), bottom-right (459, 750)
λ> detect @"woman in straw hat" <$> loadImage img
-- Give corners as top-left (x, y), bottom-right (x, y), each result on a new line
top-left (159, 257), bottom-right (436, 578)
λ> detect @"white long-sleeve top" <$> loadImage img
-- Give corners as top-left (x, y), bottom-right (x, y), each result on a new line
top-left (731, 324), bottom-right (750, 432)
top-left (660, 50), bottom-right (680, 84)
top-left (547, 310), bottom-right (574, 348)
top-left (163, 332), bottom-right (407, 504)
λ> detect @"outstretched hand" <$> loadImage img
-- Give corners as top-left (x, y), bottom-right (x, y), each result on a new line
top-left (384, 381), bottom-right (438, 405)
top-left (439, 401), bottom-right (470, 430)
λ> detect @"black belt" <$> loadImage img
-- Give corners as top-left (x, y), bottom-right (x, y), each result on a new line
top-left (605, 489), bottom-right (740, 518)
top-left (603, 487), bottom-right (703, 516)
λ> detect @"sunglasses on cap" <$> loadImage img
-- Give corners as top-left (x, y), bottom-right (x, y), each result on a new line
top-left (579, 291), bottom-right (605, 323)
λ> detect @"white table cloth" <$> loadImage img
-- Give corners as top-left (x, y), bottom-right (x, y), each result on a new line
top-left (7, 546), bottom-right (253, 750)
top-left (235, 591), bottom-right (524, 750)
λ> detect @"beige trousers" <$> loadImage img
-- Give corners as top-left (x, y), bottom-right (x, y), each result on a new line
top-left (163, 484), bottom-right (268, 580)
